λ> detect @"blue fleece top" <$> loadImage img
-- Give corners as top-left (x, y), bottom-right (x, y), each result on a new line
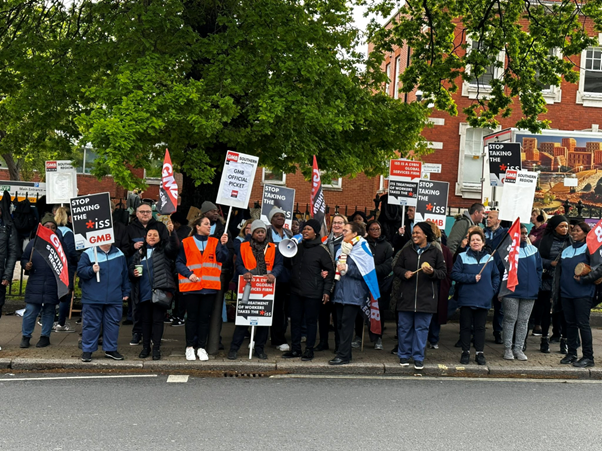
top-left (559, 241), bottom-right (594, 299)
top-left (451, 248), bottom-right (500, 309)
top-left (505, 241), bottom-right (542, 300)
top-left (175, 234), bottom-right (229, 295)
top-left (77, 246), bottom-right (130, 304)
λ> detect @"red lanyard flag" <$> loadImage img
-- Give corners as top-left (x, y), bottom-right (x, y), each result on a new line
top-left (33, 224), bottom-right (70, 298)
top-left (587, 218), bottom-right (602, 255)
top-left (498, 218), bottom-right (521, 297)
top-left (158, 149), bottom-right (178, 214)
top-left (310, 155), bottom-right (326, 227)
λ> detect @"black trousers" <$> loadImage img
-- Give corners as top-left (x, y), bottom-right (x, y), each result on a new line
top-left (534, 290), bottom-right (552, 337)
top-left (140, 300), bottom-right (165, 350)
top-left (290, 294), bottom-right (321, 353)
top-left (230, 325), bottom-right (269, 353)
top-left (336, 303), bottom-right (361, 361)
top-left (460, 307), bottom-right (487, 352)
top-left (173, 289), bottom-right (186, 320)
top-left (271, 282), bottom-right (289, 346)
top-left (552, 310), bottom-right (567, 338)
top-left (0, 284), bottom-right (5, 319)
top-left (561, 296), bottom-right (594, 359)
top-left (318, 298), bottom-right (338, 347)
top-left (184, 294), bottom-right (215, 348)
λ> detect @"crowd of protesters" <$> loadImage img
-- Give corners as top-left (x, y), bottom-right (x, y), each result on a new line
top-left (0, 191), bottom-right (600, 370)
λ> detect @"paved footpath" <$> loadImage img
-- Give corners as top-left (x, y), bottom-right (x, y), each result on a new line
top-left (1, 311), bottom-right (602, 379)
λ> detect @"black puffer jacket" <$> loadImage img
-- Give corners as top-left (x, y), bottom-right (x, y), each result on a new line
top-left (290, 237), bottom-right (335, 299)
top-left (129, 232), bottom-right (179, 303)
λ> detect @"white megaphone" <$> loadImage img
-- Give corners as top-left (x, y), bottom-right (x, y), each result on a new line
top-left (278, 234), bottom-right (303, 258)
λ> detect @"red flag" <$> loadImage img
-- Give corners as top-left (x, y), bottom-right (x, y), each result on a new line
top-left (34, 224), bottom-right (70, 298)
top-left (310, 156), bottom-right (327, 234)
top-left (587, 218), bottom-right (602, 255)
top-left (497, 218), bottom-right (521, 296)
top-left (369, 295), bottom-right (381, 335)
top-left (158, 149), bottom-right (178, 214)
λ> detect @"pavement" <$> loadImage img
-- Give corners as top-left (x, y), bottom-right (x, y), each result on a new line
top-left (2, 306), bottom-right (602, 379)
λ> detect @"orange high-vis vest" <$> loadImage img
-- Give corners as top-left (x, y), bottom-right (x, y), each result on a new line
top-left (240, 242), bottom-right (276, 273)
top-left (178, 236), bottom-right (222, 291)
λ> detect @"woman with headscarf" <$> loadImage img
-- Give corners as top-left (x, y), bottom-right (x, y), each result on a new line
top-left (393, 222), bottom-right (447, 370)
top-left (452, 228), bottom-right (500, 365)
top-left (533, 214), bottom-right (571, 354)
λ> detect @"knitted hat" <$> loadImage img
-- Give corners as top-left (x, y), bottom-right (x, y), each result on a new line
top-left (200, 201), bottom-right (218, 215)
top-left (305, 219), bottom-right (321, 236)
top-left (250, 220), bottom-right (267, 234)
top-left (268, 206), bottom-right (286, 223)
top-left (40, 212), bottom-right (57, 228)
top-left (546, 214), bottom-right (568, 231)
top-left (414, 221), bottom-right (435, 242)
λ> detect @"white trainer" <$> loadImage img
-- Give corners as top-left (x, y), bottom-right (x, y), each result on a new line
top-left (185, 347), bottom-right (196, 361)
top-left (276, 344), bottom-right (290, 352)
top-left (197, 348), bottom-right (209, 361)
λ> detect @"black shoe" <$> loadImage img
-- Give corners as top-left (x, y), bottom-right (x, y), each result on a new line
top-left (36, 336), bottom-right (50, 348)
top-left (282, 350), bottom-right (302, 358)
top-left (329, 357), bottom-right (350, 365)
top-left (573, 357), bottom-right (595, 368)
top-left (460, 351), bottom-right (470, 364)
top-left (414, 360), bottom-right (424, 370)
top-left (532, 326), bottom-right (542, 336)
top-left (315, 342), bottom-right (330, 352)
top-left (540, 337), bottom-right (550, 354)
top-left (139, 348), bottom-right (151, 359)
top-left (493, 332), bottom-right (503, 345)
top-left (81, 352), bottom-right (92, 362)
top-left (130, 333), bottom-right (141, 346)
top-left (122, 319), bottom-right (133, 325)
top-left (560, 354), bottom-right (578, 365)
top-left (560, 338), bottom-right (568, 354)
top-left (399, 358), bottom-right (410, 367)
top-left (152, 349), bottom-right (161, 360)
top-left (20, 336), bottom-right (30, 348)
top-left (475, 353), bottom-right (486, 365)
top-left (105, 350), bottom-right (125, 360)
top-left (255, 351), bottom-right (268, 360)
top-left (227, 350), bottom-right (238, 360)
top-left (390, 346), bottom-right (398, 355)
top-left (171, 318), bottom-right (185, 327)
top-left (454, 339), bottom-right (462, 348)
top-left (549, 334), bottom-right (561, 343)
top-left (301, 349), bottom-right (314, 361)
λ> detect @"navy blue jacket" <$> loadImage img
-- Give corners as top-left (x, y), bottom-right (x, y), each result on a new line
top-left (333, 257), bottom-right (369, 307)
top-left (504, 241), bottom-right (542, 300)
top-left (559, 241), bottom-right (598, 299)
top-left (77, 246), bottom-right (130, 304)
top-left (451, 248), bottom-right (500, 309)
top-left (58, 226), bottom-right (79, 291)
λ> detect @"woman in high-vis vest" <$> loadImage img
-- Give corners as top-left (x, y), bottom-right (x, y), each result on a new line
top-left (176, 216), bottom-right (229, 361)
top-left (228, 220), bottom-right (283, 360)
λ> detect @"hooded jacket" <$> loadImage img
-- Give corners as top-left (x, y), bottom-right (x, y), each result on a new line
top-left (77, 245), bottom-right (130, 305)
top-left (289, 237), bottom-right (334, 298)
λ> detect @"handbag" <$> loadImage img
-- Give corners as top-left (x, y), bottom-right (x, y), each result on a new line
top-left (144, 254), bottom-right (173, 309)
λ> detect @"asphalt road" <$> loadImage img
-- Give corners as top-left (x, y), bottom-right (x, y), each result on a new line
top-left (0, 374), bottom-right (601, 450)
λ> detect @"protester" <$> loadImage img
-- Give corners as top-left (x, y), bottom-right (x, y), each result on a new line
top-left (484, 210), bottom-right (507, 345)
top-left (317, 213), bottom-right (347, 352)
top-left (266, 206), bottom-right (293, 243)
top-left (53, 207), bottom-right (79, 333)
top-left (558, 222), bottom-right (600, 367)
top-left (529, 208), bottom-right (548, 245)
top-left (171, 211), bottom-right (192, 242)
top-left (501, 225), bottom-right (542, 361)
top-left (129, 223), bottom-right (179, 360)
top-left (291, 218), bottom-right (300, 235)
top-left (329, 222), bottom-right (372, 365)
top-left (391, 206), bottom-right (415, 253)
top-left (283, 219), bottom-right (334, 361)
top-left (19, 214), bottom-right (66, 349)
top-left (365, 220), bottom-right (393, 350)
top-left (0, 196), bottom-right (20, 350)
top-left (452, 228), bottom-right (500, 365)
top-left (176, 216), bottom-right (229, 361)
top-left (228, 220), bottom-right (283, 360)
top-left (534, 215), bottom-right (571, 353)
top-left (393, 222), bottom-right (447, 370)
top-left (349, 211), bottom-right (367, 226)
top-left (78, 242), bottom-right (130, 362)
top-left (447, 203), bottom-right (485, 254)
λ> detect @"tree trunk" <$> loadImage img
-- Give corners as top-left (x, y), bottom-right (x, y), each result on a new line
top-left (1, 152), bottom-right (20, 181)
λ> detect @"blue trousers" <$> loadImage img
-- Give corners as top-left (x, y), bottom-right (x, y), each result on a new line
top-left (428, 317), bottom-right (440, 345)
top-left (397, 311), bottom-right (433, 361)
top-left (22, 303), bottom-right (55, 338)
top-left (82, 304), bottom-right (122, 353)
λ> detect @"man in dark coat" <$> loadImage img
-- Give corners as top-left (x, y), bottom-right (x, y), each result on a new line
top-left (0, 192), bottom-right (20, 327)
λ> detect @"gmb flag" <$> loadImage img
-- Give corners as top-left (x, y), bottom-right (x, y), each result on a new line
top-left (158, 149), bottom-right (178, 214)
top-left (497, 218), bottom-right (521, 298)
top-left (34, 224), bottom-right (70, 298)
top-left (310, 155), bottom-right (326, 231)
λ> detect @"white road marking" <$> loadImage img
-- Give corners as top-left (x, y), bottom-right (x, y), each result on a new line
top-left (270, 374), bottom-right (602, 384)
top-left (166, 375), bottom-right (189, 383)
top-left (0, 374), bottom-right (158, 382)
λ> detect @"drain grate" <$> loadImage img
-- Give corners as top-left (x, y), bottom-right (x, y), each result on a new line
top-left (223, 372), bottom-right (267, 378)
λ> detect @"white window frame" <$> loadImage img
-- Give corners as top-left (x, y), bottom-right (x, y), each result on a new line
top-left (385, 62), bottom-right (391, 96)
top-left (461, 37), bottom-right (505, 100)
top-left (539, 48), bottom-right (562, 104)
top-left (262, 168), bottom-right (286, 185)
top-left (577, 34), bottom-right (602, 107)
top-left (320, 171), bottom-right (342, 190)
top-left (456, 123), bottom-right (493, 199)
top-left (394, 56), bottom-right (401, 99)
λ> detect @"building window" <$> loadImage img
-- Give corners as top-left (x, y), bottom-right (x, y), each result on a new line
top-left (262, 168), bottom-right (286, 185)
top-left (321, 172), bottom-right (342, 190)
top-left (385, 63), bottom-right (391, 96)
top-left (456, 123), bottom-right (493, 199)
top-left (462, 38), bottom-right (505, 99)
top-left (537, 48), bottom-right (562, 104)
top-left (577, 40), bottom-right (602, 107)
top-left (393, 56), bottom-right (401, 99)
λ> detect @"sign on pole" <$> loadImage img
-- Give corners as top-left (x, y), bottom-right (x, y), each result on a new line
top-left (499, 170), bottom-right (538, 224)
top-left (70, 192), bottom-right (115, 251)
top-left (45, 160), bottom-right (77, 204)
top-left (216, 151), bottom-right (259, 209)
top-left (387, 159), bottom-right (422, 206)
top-left (261, 185), bottom-right (295, 229)
top-left (488, 142), bottom-right (522, 187)
top-left (414, 180), bottom-right (450, 229)
top-left (235, 276), bottom-right (275, 327)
